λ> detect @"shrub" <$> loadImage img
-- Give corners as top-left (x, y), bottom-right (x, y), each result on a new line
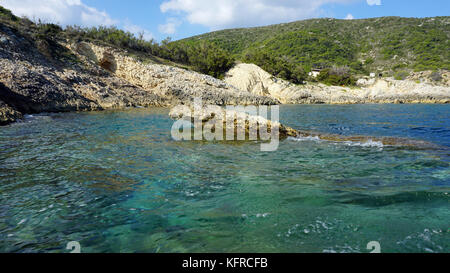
top-left (392, 63), bottom-right (407, 70)
top-left (187, 42), bottom-right (235, 79)
top-left (243, 50), bottom-right (307, 84)
top-left (317, 66), bottom-right (356, 86)
top-left (364, 57), bottom-right (375, 65)
top-left (63, 25), bottom-right (234, 78)
top-left (65, 26), bottom-right (159, 55)
top-left (37, 23), bottom-right (62, 39)
top-left (0, 5), bottom-right (18, 21)
top-left (394, 71), bottom-right (409, 80)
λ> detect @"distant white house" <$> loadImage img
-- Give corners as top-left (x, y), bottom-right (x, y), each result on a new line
top-left (370, 73), bottom-right (376, 78)
top-left (308, 69), bottom-right (321, 78)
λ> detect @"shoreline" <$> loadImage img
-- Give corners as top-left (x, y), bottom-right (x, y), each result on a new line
top-left (5, 104), bottom-right (443, 151)
top-left (224, 63), bottom-right (450, 105)
top-left (0, 31), bottom-right (448, 126)
top-left (2, 101), bottom-right (450, 127)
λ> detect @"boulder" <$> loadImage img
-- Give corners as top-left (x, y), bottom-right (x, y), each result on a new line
top-left (0, 99), bottom-right (22, 125)
top-left (169, 105), bottom-right (298, 140)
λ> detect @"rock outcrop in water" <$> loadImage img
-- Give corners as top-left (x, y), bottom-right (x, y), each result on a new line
top-left (224, 63), bottom-right (450, 104)
top-left (169, 105), bottom-right (298, 140)
top-left (0, 98), bottom-right (21, 125)
top-left (169, 106), bottom-right (438, 149)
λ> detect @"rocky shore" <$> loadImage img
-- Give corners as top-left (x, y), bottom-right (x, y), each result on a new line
top-left (0, 97), bottom-right (21, 125)
top-left (71, 43), bottom-right (276, 107)
top-left (0, 22), bottom-right (449, 126)
top-left (225, 63), bottom-right (450, 104)
top-left (0, 23), bottom-right (274, 126)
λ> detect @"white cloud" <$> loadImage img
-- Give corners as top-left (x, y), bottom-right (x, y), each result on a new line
top-left (1, 0), bottom-right (117, 27)
top-left (345, 13), bottom-right (354, 20)
top-left (158, 18), bottom-right (182, 35)
top-left (366, 0), bottom-right (381, 6)
top-left (160, 0), bottom-right (356, 30)
top-left (2, 0), bottom-right (157, 40)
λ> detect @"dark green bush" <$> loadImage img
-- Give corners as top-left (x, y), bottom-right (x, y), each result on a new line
top-left (0, 5), bottom-right (18, 21)
top-left (37, 23), bottom-right (62, 39)
top-left (187, 42), bottom-right (235, 79)
top-left (364, 57), bottom-right (375, 65)
top-left (65, 26), bottom-right (160, 55)
top-left (243, 50), bottom-right (306, 84)
top-left (317, 67), bottom-right (356, 86)
top-left (64, 26), bottom-right (234, 78)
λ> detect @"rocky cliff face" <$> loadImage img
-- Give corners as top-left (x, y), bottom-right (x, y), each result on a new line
top-left (70, 42), bottom-right (276, 106)
top-left (0, 23), bottom-right (274, 125)
top-left (225, 63), bottom-right (450, 104)
top-left (0, 24), bottom-right (165, 120)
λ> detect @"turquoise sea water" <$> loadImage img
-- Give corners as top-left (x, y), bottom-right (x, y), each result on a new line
top-left (0, 104), bottom-right (449, 253)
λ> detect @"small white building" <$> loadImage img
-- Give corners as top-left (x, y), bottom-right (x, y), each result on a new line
top-left (308, 69), bottom-right (321, 78)
top-left (370, 73), bottom-right (376, 78)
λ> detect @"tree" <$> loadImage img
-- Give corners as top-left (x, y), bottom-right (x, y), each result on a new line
top-left (187, 42), bottom-right (235, 79)
top-left (243, 50), bottom-right (306, 84)
top-left (317, 66), bottom-right (356, 86)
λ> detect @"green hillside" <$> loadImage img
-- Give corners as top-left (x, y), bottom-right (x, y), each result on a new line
top-left (2, 4), bottom-right (449, 85)
top-left (175, 17), bottom-right (450, 78)
top-left (0, 5), bottom-right (234, 79)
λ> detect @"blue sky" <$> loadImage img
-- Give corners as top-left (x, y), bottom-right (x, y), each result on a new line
top-left (1, 0), bottom-right (449, 41)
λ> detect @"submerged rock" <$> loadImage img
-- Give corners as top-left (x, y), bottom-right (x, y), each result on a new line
top-left (294, 131), bottom-right (440, 149)
top-left (169, 106), bottom-right (439, 149)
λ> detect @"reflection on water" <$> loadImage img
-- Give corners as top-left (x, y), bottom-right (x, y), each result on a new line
top-left (0, 105), bottom-right (449, 253)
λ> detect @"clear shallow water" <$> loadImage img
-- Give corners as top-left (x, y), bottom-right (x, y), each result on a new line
top-left (0, 105), bottom-right (449, 253)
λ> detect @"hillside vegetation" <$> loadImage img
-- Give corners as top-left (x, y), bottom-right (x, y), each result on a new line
top-left (175, 17), bottom-right (450, 82)
top-left (0, 5), bottom-right (234, 79)
top-left (1, 5), bottom-right (449, 85)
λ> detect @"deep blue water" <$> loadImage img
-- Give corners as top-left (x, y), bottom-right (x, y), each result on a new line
top-left (0, 104), bottom-right (449, 253)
